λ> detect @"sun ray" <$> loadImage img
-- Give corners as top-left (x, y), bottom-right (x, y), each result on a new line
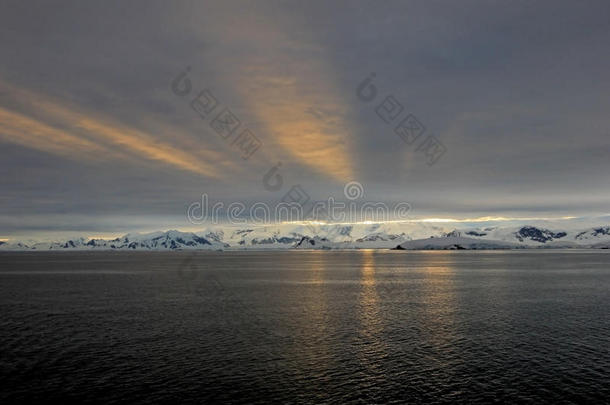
top-left (0, 82), bottom-right (229, 178)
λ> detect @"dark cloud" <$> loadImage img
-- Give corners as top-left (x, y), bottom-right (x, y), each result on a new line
top-left (1, 0), bottom-right (609, 237)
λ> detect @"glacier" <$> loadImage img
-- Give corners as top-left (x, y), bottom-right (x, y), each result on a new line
top-left (2, 222), bottom-right (610, 251)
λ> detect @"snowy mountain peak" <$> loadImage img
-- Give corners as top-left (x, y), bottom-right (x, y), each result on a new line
top-left (514, 226), bottom-right (567, 243)
top-left (1, 223), bottom-right (610, 250)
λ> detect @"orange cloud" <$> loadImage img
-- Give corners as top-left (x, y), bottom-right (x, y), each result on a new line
top-left (192, 12), bottom-right (357, 183)
top-left (0, 107), bottom-right (118, 159)
top-left (236, 69), bottom-right (355, 182)
top-left (0, 82), bottom-right (229, 178)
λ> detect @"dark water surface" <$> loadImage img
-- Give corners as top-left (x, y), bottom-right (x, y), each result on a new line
top-left (1, 250), bottom-right (609, 404)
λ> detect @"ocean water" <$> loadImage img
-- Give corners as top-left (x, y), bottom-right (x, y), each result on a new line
top-left (0, 250), bottom-right (609, 404)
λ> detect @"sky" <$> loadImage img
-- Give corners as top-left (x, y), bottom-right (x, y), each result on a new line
top-left (1, 0), bottom-right (609, 239)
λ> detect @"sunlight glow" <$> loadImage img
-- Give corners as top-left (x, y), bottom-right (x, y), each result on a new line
top-left (281, 215), bottom-right (579, 226)
top-left (0, 82), bottom-right (227, 178)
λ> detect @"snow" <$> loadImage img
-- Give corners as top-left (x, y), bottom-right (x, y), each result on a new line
top-left (1, 223), bottom-right (610, 251)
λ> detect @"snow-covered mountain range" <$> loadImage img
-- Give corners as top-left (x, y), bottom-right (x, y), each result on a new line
top-left (2, 223), bottom-right (610, 250)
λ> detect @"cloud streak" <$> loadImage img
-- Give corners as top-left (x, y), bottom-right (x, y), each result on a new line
top-left (0, 82), bottom-right (228, 178)
top-left (0, 0), bottom-right (609, 237)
